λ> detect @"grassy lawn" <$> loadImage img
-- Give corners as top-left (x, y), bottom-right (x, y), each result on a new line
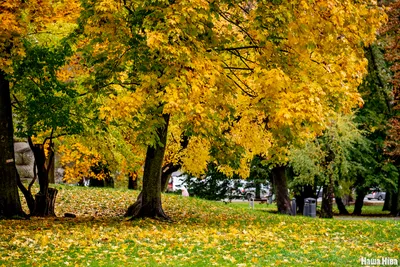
top-left (0, 185), bottom-right (399, 266)
top-left (226, 201), bottom-right (392, 217)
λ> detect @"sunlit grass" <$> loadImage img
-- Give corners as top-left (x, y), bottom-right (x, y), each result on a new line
top-left (0, 185), bottom-right (399, 266)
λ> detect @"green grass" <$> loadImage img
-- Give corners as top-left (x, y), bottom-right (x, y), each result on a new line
top-left (226, 200), bottom-right (391, 217)
top-left (0, 185), bottom-right (399, 266)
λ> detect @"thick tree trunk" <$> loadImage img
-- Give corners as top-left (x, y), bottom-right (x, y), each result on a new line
top-left (335, 197), bottom-right (349, 215)
top-left (353, 188), bottom-right (367, 215)
top-left (271, 165), bottom-right (291, 214)
top-left (0, 71), bottom-right (25, 218)
top-left (34, 188), bottom-right (57, 217)
top-left (320, 179), bottom-right (334, 218)
top-left (126, 114), bottom-right (170, 219)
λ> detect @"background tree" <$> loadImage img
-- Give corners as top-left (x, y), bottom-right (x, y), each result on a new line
top-left (383, 0), bottom-right (400, 215)
top-left (352, 43), bottom-right (397, 215)
top-left (290, 114), bottom-right (369, 218)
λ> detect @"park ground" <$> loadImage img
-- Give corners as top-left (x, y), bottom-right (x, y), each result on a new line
top-left (0, 185), bottom-right (399, 266)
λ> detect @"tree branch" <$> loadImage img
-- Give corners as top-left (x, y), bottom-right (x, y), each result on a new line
top-left (207, 45), bottom-right (260, 52)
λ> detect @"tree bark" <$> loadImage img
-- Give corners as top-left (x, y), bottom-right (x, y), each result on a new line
top-left (16, 171), bottom-right (35, 214)
top-left (335, 197), bottom-right (349, 215)
top-left (383, 190), bottom-right (392, 211)
top-left (125, 114), bottom-right (170, 219)
top-left (271, 165), bottom-right (291, 214)
top-left (46, 145), bottom-right (55, 184)
top-left (294, 185), bottom-right (315, 214)
top-left (128, 172), bottom-right (138, 190)
top-left (353, 187), bottom-right (368, 215)
top-left (320, 179), bottom-right (334, 218)
top-left (28, 139), bottom-right (57, 217)
top-left (395, 174), bottom-right (400, 215)
top-left (0, 71), bottom-right (25, 218)
top-left (161, 163), bottom-right (180, 193)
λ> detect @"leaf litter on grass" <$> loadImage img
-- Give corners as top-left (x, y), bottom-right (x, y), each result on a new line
top-left (0, 185), bottom-right (399, 266)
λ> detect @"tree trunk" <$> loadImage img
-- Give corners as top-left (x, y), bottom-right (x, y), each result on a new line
top-left (16, 171), bottom-right (35, 214)
top-left (161, 163), bottom-right (181, 193)
top-left (320, 179), bottom-right (334, 218)
top-left (128, 172), bottom-right (138, 190)
top-left (390, 190), bottom-right (399, 215)
top-left (383, 190), bottom-right (392, 211)
top-left (271, 165), bottom-right (291, 214)
top-left (125, 114), bottom-right (170, 219)
top-left (353, 187), bottom-right (368, 215)
top-left (47, 147), bottom-right (55, 184)
top-left (34, 188), bottom-right (58, 217)
top-left (294, 185), bottom-right (315, 215)
top-left (29, 140), bottom-right (57, 217)
top-left (335, 197), bottom-right (349, 215)
top-left (0, 71), bottom-right (25, 218)
top-left (161, 172), bottom-right (171, 193)
top-left (255, 183), bottom-right (261, 199)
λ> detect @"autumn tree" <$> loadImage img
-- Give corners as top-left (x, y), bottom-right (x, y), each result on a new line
top-left (0, 0), bottom-right (31, 218)
top-left (11, 41), bottom-right (85, 216)
top-left (76, 0), bottom-right (384, 219)
top-left (383, 0), bottom-right (400, 215)
top-left (0, 0), bottom-right (82, 217)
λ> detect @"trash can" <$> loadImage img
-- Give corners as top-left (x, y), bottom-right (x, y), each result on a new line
top-left (291, 198), bottom-right (296, 216)
top-left (303, 198), bottom-right (316, 217)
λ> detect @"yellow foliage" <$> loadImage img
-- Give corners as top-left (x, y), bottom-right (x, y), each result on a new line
top-left (181, 137), bottom-right (211, 177)
top-left (74, 0), bottom-right (386, 177)
top-left (58, 142), bottom-right (104, 183)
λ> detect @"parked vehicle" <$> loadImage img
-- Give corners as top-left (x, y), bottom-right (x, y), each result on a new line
top-left (366, 189), bottom-right (386, 201)
top-left (243, 184), bottom-right (271, 200)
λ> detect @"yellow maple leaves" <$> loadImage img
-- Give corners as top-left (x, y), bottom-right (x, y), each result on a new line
top-left (58, 142), bottom-right (104, 183)
top-left (65, 0), bottom-right (387, 180)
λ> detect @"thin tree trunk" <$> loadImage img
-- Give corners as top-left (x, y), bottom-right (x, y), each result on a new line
top-left (383, 190), bottom-right (392, 211)
top-left (0, 71), bottom-right (25, 218)
top-left (128, 172), bottom-right (138, 190)
top-left (255, 183), bottom-right (261, 199)
top-left (395, 174), bottom-right (400, 215)
top-left (334, 181), bottom-right (349, 215)
top-left (161, 163), bottom-right (180, 193)
top-left (28, 138), bottom-right (57, 217)
top-left (335, 197), bottom-right (349, 215)
top-left (125, 114), bottom-right (170, 219)
top-left (16, 171), bottom-right (35, 214)
top-left (47, 146), bottom-right (55, 184)
top-left (271, 165), bottom-right (291, 214)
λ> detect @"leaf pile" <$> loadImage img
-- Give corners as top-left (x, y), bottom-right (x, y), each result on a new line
top-left (0, 185), bottom-right (399, 266)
